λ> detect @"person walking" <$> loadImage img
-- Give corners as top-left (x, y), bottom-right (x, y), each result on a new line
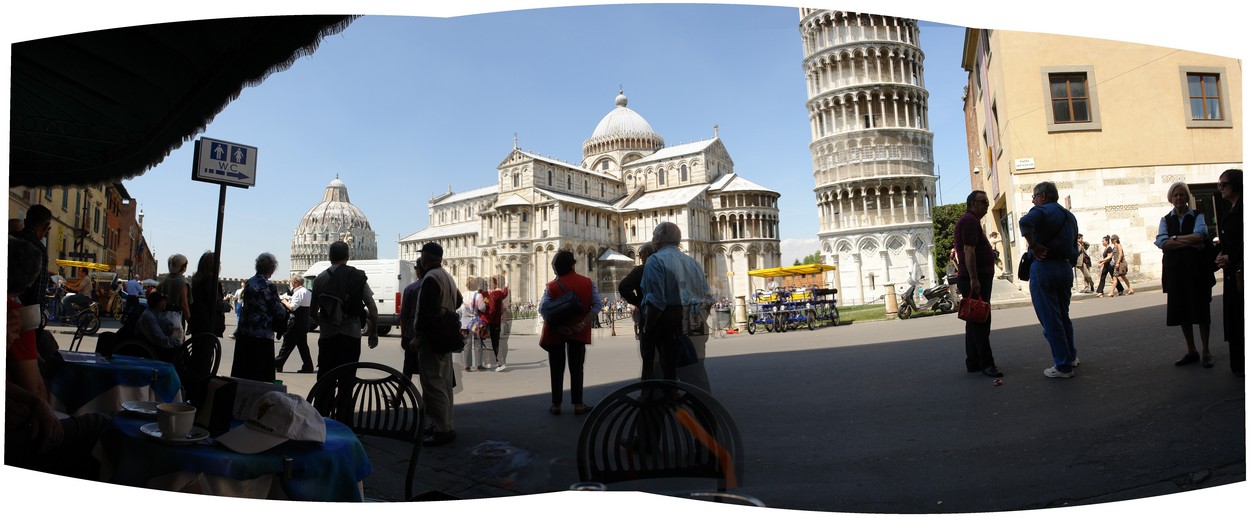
top-left (230, 253), bottom-right (287, 383)
top-left (1155, 182), bottom-right (1216, 368)
top-left (955, 191), bottom-right (1002, 377)
top-left (539, 250), bottom-right (601, 416)
top-left (639, 222), bottom-right (715, 389)
top-left (1074, 234), bottom-right (1096, 293)
top-left (1094, 235), bottom-right (1123, 297)
top-left (1019, 182), bottom-right (1080, 379)
top-left (274, 275), bottom-right (314, 373)
top-left (413, 243), bottom-right (462, 446)
top-left (1110, 235), bottom-right (1134, 296)
top-left (310, 240), bottom-right (379, 380)
top-left (1215, 169), bottom-right (1244, 376)
top-left (484, 275), bottom-right (510, 372)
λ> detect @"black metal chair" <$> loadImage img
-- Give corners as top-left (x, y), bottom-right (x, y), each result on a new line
top-left (576, 379), bottom-right (745, 493)
top-left (306, 362), bottom-right (425, 501)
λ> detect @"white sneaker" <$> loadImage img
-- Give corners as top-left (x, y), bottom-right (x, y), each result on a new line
top-left (1072, 357), bottom-right (1081, 367)
top-left (1044, 367), bottom-right (1075, 378)
top-left (495, 364), bottom-right (507, 372)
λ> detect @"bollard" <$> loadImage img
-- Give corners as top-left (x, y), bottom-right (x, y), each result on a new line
top-left (884, 283), bottom-right (898, 318)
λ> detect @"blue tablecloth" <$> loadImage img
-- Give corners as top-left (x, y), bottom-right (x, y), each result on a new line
top-left (49, 354), bottom-right (182, 414)
top-left (99, 415), bottom-right (372, 502)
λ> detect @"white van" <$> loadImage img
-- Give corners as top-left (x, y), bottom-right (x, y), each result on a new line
top-left (302, 259), bottom-right (418, 336)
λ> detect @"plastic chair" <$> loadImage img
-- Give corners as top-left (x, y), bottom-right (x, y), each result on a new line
top-left (306, 362), bottom-right (425, 501)
top-left (576, 379), bottom-right (745, 492)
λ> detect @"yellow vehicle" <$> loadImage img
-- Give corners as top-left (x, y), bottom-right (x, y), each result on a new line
top-left (745, 264), bottom-right (839, 334)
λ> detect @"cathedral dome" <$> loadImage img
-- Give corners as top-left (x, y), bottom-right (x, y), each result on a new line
top-left (582, 90), bottom-right (665, 161)
top-left (289, 177), bottom-right (378, 275)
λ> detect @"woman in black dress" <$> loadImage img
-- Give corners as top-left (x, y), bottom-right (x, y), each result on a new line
top-left (1155, 182), bottom-right (1216, 368)
top-left (1215, 169), bottom-right (1243, 376)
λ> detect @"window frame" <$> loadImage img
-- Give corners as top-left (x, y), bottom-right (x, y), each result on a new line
top-left (1040, 66), bottom-right (1102, 133)
top-left (1179, 66), bottom-right (1233, 129)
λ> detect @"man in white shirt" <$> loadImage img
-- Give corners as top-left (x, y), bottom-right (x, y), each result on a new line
top-left (275, 275), bottom-right (314, 373)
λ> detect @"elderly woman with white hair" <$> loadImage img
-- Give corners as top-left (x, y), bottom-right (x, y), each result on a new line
top-left (230, 252), bottom-right (287, 382)
top-left (1156, 181), bottom-right (1217, 368)
top-left (156, 253), bottom-right (192, 342)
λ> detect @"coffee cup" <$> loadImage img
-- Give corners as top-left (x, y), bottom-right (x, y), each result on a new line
top-left (156, 403), bottom-right (197, 438)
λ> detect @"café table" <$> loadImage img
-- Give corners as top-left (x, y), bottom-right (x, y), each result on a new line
top-left (48, 352), bottom-right (182, 415)
top-left (96, 414), bottom-right (372, 501)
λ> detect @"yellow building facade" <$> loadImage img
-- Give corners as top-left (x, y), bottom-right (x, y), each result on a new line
top-left (961, 29), bottom-right (1242, 284)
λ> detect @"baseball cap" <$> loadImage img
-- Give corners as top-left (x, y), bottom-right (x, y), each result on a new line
top-left (217, 392), bottom-right (326, 454)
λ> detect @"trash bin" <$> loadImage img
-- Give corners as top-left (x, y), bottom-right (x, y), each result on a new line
top-left (716, 308), bottom-right (731, 330)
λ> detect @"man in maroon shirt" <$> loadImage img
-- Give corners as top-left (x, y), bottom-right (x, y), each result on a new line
top-left (955, 191), bottom-right (1002, 377)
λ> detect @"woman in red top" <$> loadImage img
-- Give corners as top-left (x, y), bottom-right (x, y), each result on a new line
top-left (538, 251), bottom-right (602, 415)
top-left (484, 275), bottom-right (510, 372)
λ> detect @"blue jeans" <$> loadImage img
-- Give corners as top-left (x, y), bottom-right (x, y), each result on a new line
top-left (1030, 259), bottom-right (1076, 371)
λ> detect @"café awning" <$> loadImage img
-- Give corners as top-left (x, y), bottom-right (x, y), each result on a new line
top-left (747, 264), bottom-right (837, 278)
top-left (10, 15), bottom-right (358, 187)
top-left (55, 259), bottom-right (112, 271)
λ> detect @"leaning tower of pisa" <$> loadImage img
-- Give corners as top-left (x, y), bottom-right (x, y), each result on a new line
top-left (798, 9), bottom-right (937, 305)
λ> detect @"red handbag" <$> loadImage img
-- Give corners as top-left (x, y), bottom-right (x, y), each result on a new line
top-left (957, 293), bottom-right (990, 323)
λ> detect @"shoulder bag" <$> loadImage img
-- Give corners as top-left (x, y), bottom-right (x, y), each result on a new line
top-left (539, 278), bottom-right (585, 323)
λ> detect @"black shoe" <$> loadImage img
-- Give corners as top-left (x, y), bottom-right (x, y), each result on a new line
top-left (982, 367), bottom-right (1004, 378)
top-left (574, 404), bottom-right (594, 416)
top-left (423, 431), bottom-right (456, 447)
top-left (275, 366), bottom-right (284, 373)
top-left (966, 367), bottom-right (981, 373)
top-left (297, 368), bottom-right (315, 374)
top-left (1175, 352), bottom-right (1200, 366)
top-left (549, 405), bottom-right (561, 415)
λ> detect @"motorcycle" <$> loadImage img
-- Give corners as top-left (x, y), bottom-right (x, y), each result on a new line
top-left (897, 275), bottom-right (956, 320)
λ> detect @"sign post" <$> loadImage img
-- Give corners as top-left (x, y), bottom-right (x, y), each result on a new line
top-left (192, 137), bottom-right (259, 305)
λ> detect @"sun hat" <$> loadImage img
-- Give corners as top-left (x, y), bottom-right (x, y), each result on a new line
top-left (217, 392), bottom-right (326, 454)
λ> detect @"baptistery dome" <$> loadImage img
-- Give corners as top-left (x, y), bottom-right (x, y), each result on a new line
top-left (289, 177), bottom-right (377, 276)
top-left (582, 90), bottom-right (665, 164)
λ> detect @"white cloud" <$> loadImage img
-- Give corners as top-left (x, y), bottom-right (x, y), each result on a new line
top-left (780, 237), bottom-right (821, 265)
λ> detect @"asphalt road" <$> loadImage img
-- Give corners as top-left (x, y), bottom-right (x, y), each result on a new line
top-left (48, 289), bottom-right (1245, 513)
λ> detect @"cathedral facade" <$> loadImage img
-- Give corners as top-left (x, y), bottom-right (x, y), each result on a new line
top-left (399, 92), bottom-right (783, 305)
top-left (799, 9), bottom-right (938, 305)
top-left (289, 177), bottom-right (378, 277)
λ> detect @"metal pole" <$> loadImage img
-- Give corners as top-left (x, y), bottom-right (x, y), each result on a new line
top-left (212, 184), bottom-right (226, 303)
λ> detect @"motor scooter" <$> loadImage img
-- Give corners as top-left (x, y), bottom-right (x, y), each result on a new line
top-left (897, 275), bottom-right (955, 320)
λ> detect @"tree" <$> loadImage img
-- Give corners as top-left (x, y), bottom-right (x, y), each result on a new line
top-left (931, 202), bottom-right (967, 280)
top-left (793, 251), bottom-right (823, 266)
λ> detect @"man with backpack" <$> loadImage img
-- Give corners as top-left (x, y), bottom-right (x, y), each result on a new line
top-left (413, 242), bottom-right (462, 446)
top-left (309, 241), bottom-right (379, 380)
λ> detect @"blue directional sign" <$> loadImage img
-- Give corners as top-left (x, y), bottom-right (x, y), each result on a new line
top-left (192, 137), bottom-right (258, 188)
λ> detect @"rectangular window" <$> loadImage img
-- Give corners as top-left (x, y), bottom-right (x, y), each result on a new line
top-left (1180, 67), bottom-right (1232, 128)
top-left (45, 188), bottom-right (53, 200)
top-left (1187, 73), bottom-right (1221, 120)
top-left (1049, 74), bottom-right (1090, 123)
top-left (1041, 66), bottom-right (1101, 132)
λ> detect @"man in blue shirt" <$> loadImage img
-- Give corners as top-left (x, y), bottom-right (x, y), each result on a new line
top-left (1019, 181), bottom-right (1080, 378)
top-left (640, 222), bottom-right (713, 384)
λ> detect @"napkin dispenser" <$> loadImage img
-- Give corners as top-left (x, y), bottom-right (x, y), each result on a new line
top-left (194, 376), bottom-right (237, 436)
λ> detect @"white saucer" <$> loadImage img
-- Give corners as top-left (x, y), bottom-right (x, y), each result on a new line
top-left (121, 400), bottom-right (159, 417)
top-left (139, 422), bottom-right (209, 444)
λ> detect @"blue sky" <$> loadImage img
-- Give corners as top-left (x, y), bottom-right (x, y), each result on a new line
top-left (5, 1), bottom-right (1245, 282)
